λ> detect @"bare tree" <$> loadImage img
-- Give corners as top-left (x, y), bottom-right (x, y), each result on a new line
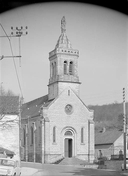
top-left (0, 86), bottom-right (19, 128)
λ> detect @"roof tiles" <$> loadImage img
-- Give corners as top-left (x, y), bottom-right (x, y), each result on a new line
top-left (21, 95), bottom-right (53, 119)
top-left (95, 129), bottom-right (122, 145)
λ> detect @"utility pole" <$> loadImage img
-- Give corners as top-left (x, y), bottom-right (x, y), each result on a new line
top-left (123, 87), bottom-right (126, 171)
top-left (0, 25), bottom-right (28, 164)
top-left (1, 25), bottom-right (28, 163)
top-left (11, 26), bottom-right (28, 164)
top-left (0, 26), bottom-right (28, 96)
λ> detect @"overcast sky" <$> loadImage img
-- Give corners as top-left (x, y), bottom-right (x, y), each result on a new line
top-left (0, 2), bottom-right (127, 105)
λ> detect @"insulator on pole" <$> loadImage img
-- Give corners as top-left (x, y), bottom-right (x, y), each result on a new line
top-left (123, 88), bottom-right (125, 102)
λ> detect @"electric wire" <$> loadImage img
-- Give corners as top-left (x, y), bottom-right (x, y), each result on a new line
top-left (0, 23), bottom-right (24, 99)
top-left (82, 89), bottom-right (127, 105)
top-left (0, 24), bottom-right (126, 105)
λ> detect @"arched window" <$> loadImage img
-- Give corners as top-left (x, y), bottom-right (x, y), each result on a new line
top-left (69, 61), bottom-right (73, 75)
top-left (81, 127), bottom-right (84, 143)
top-left (65, 131), bottom-right (72, 136)
top-left (53, 126), bottom-right (56, 143)
top-left (23, 128), bottom-right (26, 146)
top-left (64, 61), bottom-right (67, 74)
top-left (31, 126), bottom-right (34, 145)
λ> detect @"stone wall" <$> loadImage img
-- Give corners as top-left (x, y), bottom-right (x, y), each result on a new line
top-left (44, 88), bottom-right (95, 163)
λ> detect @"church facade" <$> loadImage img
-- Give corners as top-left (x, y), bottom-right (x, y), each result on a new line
top-left (21, 17), bottom-right (95, 163)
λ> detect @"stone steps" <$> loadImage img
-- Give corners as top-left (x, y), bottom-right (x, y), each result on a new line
top-left (58, 157), bottom-right (98, 168)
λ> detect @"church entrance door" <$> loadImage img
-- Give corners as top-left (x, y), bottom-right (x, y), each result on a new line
top-left (64, 138), bottom-right (72, 157)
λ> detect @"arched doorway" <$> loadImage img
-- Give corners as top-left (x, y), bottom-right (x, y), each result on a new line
top-left (65, 138), bottom-right (72, 157)
top-left (64, 130), bottom-right (74, 158)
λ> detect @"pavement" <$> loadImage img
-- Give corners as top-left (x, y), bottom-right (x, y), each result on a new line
top-left (20, 160), bottom-right (128, 176)
top-left (21, 167), bottom-right (38, 176)
top-left (122, 171), bottom-right (128, 176)
top-left (21, 161), bottom-right (44, 176)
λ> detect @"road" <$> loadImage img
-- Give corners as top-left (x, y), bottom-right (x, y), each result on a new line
top-left (21, 162), bottom-right (127, 176)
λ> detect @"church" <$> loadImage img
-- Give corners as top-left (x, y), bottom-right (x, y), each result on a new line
top-left (21, 16), bottom-right (95, 164)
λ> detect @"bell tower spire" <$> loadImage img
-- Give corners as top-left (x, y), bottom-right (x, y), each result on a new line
top-left (48, 17), bottom-right (81, 100)
top-left (55, 16), bottom-right (72, 49)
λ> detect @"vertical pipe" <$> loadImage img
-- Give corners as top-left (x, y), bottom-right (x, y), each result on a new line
top-left (33, 122), bottom-right (36, 162)
top-left (44, 118), bottom-right (45, 163)
top-left (88, 120), bottom-right (90, 162)
top-left (19, 97), bottom-right (21, 165)
top-left (27, 116), bottom-right (29, 161)
top-left (25, 124), bottom-right (28, 162)
top-left (123, 88), bottom-right (126, 170)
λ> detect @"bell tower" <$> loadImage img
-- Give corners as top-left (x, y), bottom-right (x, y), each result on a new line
top-left (48, 16), bottom-right (81, 100)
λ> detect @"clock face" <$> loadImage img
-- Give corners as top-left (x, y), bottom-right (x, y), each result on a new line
top-left (65, 104), bottom-right (73, 114)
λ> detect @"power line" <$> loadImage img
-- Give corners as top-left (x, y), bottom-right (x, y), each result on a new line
top-left (82, 90), bottom-right (122, 99)
top-left (81, 89), bottom-right (128, 105)
top-left (0, 23), bottom-right (23, 98)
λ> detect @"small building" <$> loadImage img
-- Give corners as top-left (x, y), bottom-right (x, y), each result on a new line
top-left (95, 128), bottom-right (128, 160)
top-left (21, 16), bottom-right (95, 164)
top-left (0, 96), bottom-right (20, 160)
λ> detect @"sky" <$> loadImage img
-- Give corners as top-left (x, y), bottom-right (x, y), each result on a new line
top-left (0, 2), bottom-right (127, 105)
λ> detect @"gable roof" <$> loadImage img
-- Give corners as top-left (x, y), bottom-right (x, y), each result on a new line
top-left (95, 129), bottom-right (122, 145)
top-left (70, 88), bottom-right (94, 113)
top-left (21, 95), bottom-right (53, 119)
top-left (0, 96), bottom-right (19, 115)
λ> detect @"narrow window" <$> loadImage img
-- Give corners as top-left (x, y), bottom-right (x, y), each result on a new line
top-left (64, 61), bottom-right (67, 74)
top-left (50, 64), bottom-right (52, 78)
top-left (68, 90), bottom-right (70, 96)
top-left (52, 63), bottom-right (54, 77)
top-left (127, 137), bottom-right (128, 150)
top-left (54, 62), bottom-right (56, 76)
top-left (25, 124), bottom-right (28, 134)
top-left (31, 126), bottom-right (34, 145)
top-left (53, 126), bottom-right (56, 143)
top-left (81, 127), bottom-right (84, 143)
top-left (23, 128), bottom-right (26, 146)
top-left (53, 63), bottom-right (55, 76)
top-left (69, 61), bottom-right (73, 75)
top-left (39, 126), bottom-right (42, 144)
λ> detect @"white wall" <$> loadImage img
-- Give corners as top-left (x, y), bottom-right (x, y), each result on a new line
top-left (0, 115), bottom-right (20, 160)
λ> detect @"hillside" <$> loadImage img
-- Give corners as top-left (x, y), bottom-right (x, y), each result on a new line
top-left (88, 102), bottom-right (128, 131)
